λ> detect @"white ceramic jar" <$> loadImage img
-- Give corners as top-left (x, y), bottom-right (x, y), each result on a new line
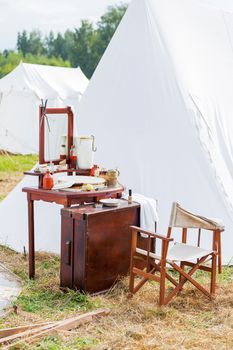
top-left (76, 135), bottom-right (97, 169)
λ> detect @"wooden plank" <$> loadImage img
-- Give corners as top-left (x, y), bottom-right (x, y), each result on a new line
top-left (55, 309), bottom-right (109, 331)
top-left (2, 309), bottom-right (110, 348)
top-left (0, 322), bottom-right (52, 339)
top-left (0, 322), bottom-right (57, 345)
top-left (182, 261), bottom-right (212, 272)
top-left (133, 267), bottom-right (161, 283)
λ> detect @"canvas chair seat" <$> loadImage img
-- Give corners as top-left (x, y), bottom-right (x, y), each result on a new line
top-left (167, 243), bottom-right (212, 262)
top-left (136, 243), bottom-right (212, 263)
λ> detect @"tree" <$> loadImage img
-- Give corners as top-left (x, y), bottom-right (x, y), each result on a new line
top-left (70, 20), bottom-right (97, 77)
top-left (28, 30), bottom-right (45, 55)
top-left (45, 31), bottom-right (55, 57)
top-left (17, 31), bottom-right (30, 56)
top-left (17, 30), bottom-right (45, 56)
top-left (70, 4), bottom-right (128, 78)
top-left (63, 30), bottom-right (76, 61)
top-left (45, 32), bottom-right (65, 59)
top-left (96, 4), bottom-right (127, 57)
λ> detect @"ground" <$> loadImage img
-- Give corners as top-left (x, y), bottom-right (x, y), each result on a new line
top-left (0, 154), bottom-right (233, 350)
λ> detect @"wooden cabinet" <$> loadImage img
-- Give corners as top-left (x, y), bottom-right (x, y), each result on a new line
top-left (60, 201), bottom-right (140, 294)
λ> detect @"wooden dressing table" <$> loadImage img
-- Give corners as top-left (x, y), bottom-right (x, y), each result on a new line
top-left (22, 185), bottom-right (124, 279)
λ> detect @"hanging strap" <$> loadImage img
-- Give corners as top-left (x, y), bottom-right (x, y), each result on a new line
top-left (40, 99), bottom-right (50, 132)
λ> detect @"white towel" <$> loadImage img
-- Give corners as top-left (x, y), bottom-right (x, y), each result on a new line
top-left (123, 193), bottom-right (159, 232)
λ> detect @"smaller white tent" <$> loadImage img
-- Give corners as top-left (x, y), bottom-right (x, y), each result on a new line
top-left (0, 62), bottom-right (89, 154)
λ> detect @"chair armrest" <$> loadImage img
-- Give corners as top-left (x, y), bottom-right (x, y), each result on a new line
top-left (130, 226), bottom-right (174, 242)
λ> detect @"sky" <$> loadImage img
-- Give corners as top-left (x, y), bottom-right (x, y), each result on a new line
top-left (0, 0), bottom-right (125, 51)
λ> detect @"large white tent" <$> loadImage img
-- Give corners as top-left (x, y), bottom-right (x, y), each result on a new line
top-left (77, 0), bottom-right (233, 263)
top-left (0, 62), bottom-right (89, 154)
top-left (1, 0), bottom-right (233, 263)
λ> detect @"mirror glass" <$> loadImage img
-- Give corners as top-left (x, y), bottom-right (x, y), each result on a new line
top-left (44, 114), bottom-right (68, 162)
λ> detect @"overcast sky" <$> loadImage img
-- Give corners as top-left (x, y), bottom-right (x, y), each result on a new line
top-left (0, 0), bottom-right (126, 51)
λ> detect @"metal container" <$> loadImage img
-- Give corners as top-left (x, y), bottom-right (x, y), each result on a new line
top-left (106, 169), bottom-right (120, 187)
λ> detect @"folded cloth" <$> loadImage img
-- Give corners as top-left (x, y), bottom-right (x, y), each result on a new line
top-left (122, 193), bottom-right (159, 232)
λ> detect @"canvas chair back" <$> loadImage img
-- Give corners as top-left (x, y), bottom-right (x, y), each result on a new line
top-left (167, 203), bottom-right (224, 273)
top-left (169, 202), bottom-right (224, 230)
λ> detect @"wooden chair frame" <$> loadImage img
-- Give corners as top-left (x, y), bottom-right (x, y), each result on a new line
top-left (129, 226), bottom-right (217, 306)
top-left (182, 227), bottom-right (222, 274)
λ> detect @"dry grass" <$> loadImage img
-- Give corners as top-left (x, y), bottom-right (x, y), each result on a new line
top-left (0, 172), bottom-right (23, 200)
top-left (59, 274), bottom-right (233, 350)
top-left (0, 244), bottom-right (233, 350)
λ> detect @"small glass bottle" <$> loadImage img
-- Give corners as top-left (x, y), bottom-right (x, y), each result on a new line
top-left (60, 144), bottom-right (67, 161)
top-left (70, 145), bottom-right (77, 169)
top-left (128, 189), bottom-right (133, 204)
top-left (42, 171), bottom-right (54, 190)
top-left (90, 164), bottom-right (98, 176)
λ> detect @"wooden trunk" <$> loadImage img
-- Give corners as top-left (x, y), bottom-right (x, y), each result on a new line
top-left (60, 200), bottom-right (140, 294)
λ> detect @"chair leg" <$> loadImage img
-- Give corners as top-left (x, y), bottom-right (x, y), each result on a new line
top-left (213, 230), bottom-right (222, 274)
top-left (217, 232), bottom-right (222, 274)
top-left (159, 259), bottom-right (166, 306)
top-left (128, 229), bottom-right (137, 298)
top-left (211, 253), bottom-right (217, 297)
top-left (129, 261), bottom-right (135, 298)
top-left (179, 262), bottom-right (185, 284)
top-left (178, 262), bottom-right (186, 295)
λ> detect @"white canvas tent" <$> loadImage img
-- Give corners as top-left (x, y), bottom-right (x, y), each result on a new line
top-left (1, 0), bottom-right (233, 263)
top-left (0, 62), bottom-right (89, 154)
top-left (77, 0), bottom-right (233, 263)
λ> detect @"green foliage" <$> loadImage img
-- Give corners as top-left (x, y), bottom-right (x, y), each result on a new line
top-left (16, 253), bottom-right (92, 315)
top-left (96, 4), bottom-right (128, 58)
top-left (24, 335), bottom-right (98, 350)
top-left (70, 20), bottom-right (98, 78)
top-left (23, 53), bottom-right (71, 67)
top-left (0, 4), bottom-right (128, 79)
top-left (70, 4), bottom-right (128, 77)
top-left (0, 51), bottom-right (70, 78)
top-left (0, 51), bottom-right (23, 77)
top-left (17, 287), bottom-right (92, 314)
top-left (45, 30), bottom-right (75, 62)
top-left (17, 30), bottom-right (46, 56)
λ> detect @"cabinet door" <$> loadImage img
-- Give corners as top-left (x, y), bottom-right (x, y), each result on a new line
top-left (85, 207), bottom-right (140, 294)
top-left (73, 218), bottom-right (86, 292)
top-left (60, 216), bottom-right (74, 289)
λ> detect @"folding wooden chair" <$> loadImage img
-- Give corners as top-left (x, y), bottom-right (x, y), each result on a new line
top-left (129, 202), bottom-right (224, 306)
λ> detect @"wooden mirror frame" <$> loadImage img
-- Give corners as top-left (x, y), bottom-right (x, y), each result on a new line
top-left (39, 106), bottom-right (74, 165)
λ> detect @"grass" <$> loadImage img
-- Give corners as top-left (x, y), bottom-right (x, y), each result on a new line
top-left (0, 154), bottom-right (233, 349)
top-left (0, 246), bottom-right (102, 321)
top-left (0, 245), bottom-right (103, 349)
top-left (0, 243), bottom-right (233, 350)
top-left (0, 153), bottom-right (38, 200)
top-left (0, 152), bottom-right (38, 173)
